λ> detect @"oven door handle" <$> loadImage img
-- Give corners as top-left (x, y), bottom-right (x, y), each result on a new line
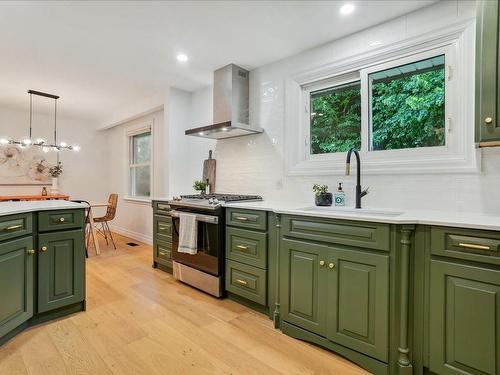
top-left (169, 210), bottom-right (219, 225)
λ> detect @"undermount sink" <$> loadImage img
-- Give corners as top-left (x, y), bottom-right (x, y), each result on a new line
top-left (297, 206), bottom-right (404, 217)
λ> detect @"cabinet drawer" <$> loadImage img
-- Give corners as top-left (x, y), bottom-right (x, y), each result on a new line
top-left (281, 215), bottom-right (390, 251)
top-left (226, 260), bottom-right (266, 306)
top-left (226, 209), bottom-right (267, 231)
top-left (154, 215), bottom-right (172, 242)
top-left (38, 210), bottom-right (84, 232)
top-left (226, 227), bottom-right (267, 269)
top-left (430, 226), bottom-right (500, 266)
top-left (154, 240), bottom-right (172, 262)
top-left (0, 213), bottom-right (32, 242)
top-left (153, 201), bottom-right (171, 216)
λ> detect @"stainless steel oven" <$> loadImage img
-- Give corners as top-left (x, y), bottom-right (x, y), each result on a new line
top-left (169, 203), bottom-right (225, 297)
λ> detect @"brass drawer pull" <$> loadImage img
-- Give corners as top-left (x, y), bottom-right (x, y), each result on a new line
top-left (236, 245), bottom-right (249, 250)
top-left (328, 262), bottom-right (335, 269)
top-left (235, 216), bottom-right (249, 221)
top-left (41, 246), bottom-right (48, 252)
top-left (319, 260), bottom-right (325, 267)
top-left (235, 279), bottom-right (248, 286)
top-left (485, 117), bottom-right (493, 124)
top-left (458, 243), bottom-right (491, 251)
top-left (159, 251), bottom-right (169, 257)
top-left (59, 217), bottom-right (65, 223)
top-left (4, 224), bottom-right (22, 231)
top-left (27, 249), bottom-right (35, 255)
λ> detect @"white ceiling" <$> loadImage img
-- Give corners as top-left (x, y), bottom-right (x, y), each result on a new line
top-left (0, 0), bottom-right (437, 123)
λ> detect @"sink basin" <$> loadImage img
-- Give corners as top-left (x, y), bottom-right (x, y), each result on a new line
top-left (297, 206), bottom-right (403, 217)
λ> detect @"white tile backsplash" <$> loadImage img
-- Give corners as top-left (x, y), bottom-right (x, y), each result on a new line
top-left (188, 1), bottom-right (500, 216)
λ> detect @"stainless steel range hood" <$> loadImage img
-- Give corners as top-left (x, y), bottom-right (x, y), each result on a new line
top-left (185, 64), bottom-right (263, 139)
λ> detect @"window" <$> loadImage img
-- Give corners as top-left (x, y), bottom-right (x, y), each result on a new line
top-left (369, 55), bottom-right (445, 151)
top-left (287, 23), bottom-right (478, 175)
top-left (310, 81), bottom-right (361, 154)
top-left (129, 130), bottom-right (151, 198)
top-left (306, 54), bottom-right (446, 156)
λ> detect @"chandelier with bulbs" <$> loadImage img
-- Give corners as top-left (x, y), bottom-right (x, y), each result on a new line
top-left (0, 90), bottom-right (80, 153)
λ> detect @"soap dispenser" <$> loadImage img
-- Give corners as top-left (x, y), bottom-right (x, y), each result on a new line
top-left (334, 183), bottom-right (345, 206)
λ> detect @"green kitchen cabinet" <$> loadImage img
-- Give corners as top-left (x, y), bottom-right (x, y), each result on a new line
top-left (327, 247), bottom-right (389, 362)
top-left (280, 238), bottom-right (328, 336)
top-left (476, 0), bottom-right (500, 145)
top-left (0, 236), bottom-right (34, 338)
top-left (38, 230), bottom-right (85, 313)
top-left (429, 259), bottom-right (500, 375)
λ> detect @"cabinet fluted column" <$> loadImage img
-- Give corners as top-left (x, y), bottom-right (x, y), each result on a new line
top-left (398, 225), bottom-right (415, 375)
top-left (273, 214), bottom-right (281, 328)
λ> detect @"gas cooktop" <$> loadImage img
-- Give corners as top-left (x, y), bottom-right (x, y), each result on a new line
top-left (169, 193), bottom-right (262, 210)
top-left (179, 193), bottom-right (262, 202)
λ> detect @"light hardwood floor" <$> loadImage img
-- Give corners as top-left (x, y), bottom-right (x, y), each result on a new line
top-left (0, 233), bottom-right (370, 375)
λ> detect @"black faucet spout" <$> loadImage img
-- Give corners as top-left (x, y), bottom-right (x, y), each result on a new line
top-left (345, 148), bottom-right (366, 209)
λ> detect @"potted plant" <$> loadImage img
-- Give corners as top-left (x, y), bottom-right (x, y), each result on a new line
top-left (49, 162), bottom-right (63, 194)
top-left (313, 184), bottom-right (332, 206)
top-left (193, 180), bottom-right (208, 195)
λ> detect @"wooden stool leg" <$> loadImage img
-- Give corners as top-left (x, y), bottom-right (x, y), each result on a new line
top-left (105, 222), bottom-right (117, 250)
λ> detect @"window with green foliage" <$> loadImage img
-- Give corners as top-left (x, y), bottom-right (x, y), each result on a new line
top-left (306, 54), bottom-right (446, 156)
top-left (369, 55), bottom-right (445, 151)
top-left (310, 82), bottom-right (361, 154)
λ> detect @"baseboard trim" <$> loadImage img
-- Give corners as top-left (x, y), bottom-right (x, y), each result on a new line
top-left (108, 224), bottom-right (153, 245)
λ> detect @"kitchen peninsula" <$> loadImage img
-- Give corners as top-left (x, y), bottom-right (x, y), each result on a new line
top-left (0, 200), bottom-right (86, 345)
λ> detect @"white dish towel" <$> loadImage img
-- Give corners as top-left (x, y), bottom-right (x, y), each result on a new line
top-left (177, 213), bottom-right (198, 254)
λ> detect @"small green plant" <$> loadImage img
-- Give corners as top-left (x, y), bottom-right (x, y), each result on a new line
top-left (193, 180), bottom-right (208, 193)
top-left (49, 162), bottom-right (63, 178)
top-left (312, 184), bottom-right (329, 196)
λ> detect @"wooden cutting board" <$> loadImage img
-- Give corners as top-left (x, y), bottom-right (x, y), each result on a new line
top-left (202, 150), bottom-right (216, 193)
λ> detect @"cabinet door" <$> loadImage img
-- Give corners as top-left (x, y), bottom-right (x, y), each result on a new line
top-left (0, 236), bottom-right (34, 338)
top-left (38, 230), bottom-right (85, 313)
top-left (476, 0), bottom-right (500, 143)
top-left (280, 238), bottom-right (327, 336)
top-left (429, 260), bottom-right (500, 375)
top-left (326, 248), bottom-right (389, 362)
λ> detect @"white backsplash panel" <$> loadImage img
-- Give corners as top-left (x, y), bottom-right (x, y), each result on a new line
top-left (207, 1), bottom-right (500, 215)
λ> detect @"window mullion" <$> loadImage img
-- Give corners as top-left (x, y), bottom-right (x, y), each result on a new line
top-left (360, 69), bottom-right (370, 152)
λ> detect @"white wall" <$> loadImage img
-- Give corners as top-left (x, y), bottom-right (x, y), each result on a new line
top-left (167, 87), bottom-right (215, 197)
top-left (0, 106), bottom-right (108, 203)
top-left (187, 0), bottom-right (500, 215)
top-left (104, 109), bottom-right (165, 243)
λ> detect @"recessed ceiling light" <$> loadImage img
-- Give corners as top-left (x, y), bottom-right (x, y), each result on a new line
top-left (177, 53), bottom-right (188, 62)
top-left (340, 3), bottom-right (355, 16)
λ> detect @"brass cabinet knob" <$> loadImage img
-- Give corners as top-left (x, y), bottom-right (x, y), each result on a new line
top-left (319, 260), bottom-right (325, 267)
top-left (328, 262), bottom-right (335, 269)
top-left (41, 246), bottom-right (48, 252)
top-left (27, 249), bottom-right (35, 255)
top-left (59, 217), bottom-right (65, 222)
top-left (485, 117), bottom-right (493, 124)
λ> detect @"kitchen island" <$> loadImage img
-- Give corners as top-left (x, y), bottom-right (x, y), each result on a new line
top-left (0, 200), bottom-right (87, 345)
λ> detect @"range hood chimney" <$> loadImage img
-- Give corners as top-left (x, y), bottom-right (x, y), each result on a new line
top-left (185, 64), bottom-right (264, 139)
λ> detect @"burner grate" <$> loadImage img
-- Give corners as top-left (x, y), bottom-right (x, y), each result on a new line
top-left (180, 193), bottom-right (262, 202)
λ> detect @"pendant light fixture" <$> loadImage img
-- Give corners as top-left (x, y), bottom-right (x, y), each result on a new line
top-left (0, 90), bottom-right (80, 152)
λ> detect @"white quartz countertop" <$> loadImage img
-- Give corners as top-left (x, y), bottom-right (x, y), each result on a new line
top-left (224, 201), bottom-right (500, 231)
top-left (0, 200), bottom-right (87, 217)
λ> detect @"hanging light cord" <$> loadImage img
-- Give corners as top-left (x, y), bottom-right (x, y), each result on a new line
top-left (29, 92), bottom-right (32, 139)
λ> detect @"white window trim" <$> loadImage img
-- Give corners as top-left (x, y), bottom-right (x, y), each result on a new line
top-left (125, 121), bottom-right (154, 203)
top-left (285, 21), bottom-right (480, 176)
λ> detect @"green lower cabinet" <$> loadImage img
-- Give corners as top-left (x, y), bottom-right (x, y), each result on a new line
top-left (0, 236), bottom-right (34, 338)
top-left (280, 238), bottom-right (328, 336)
top-left (327, 248), bottom-right (389, 362)
top-left (280, 237), bottom-right (390, 363)
top-left (429, 260), bottom-right (500, 375)
top-left (38, 230), bottom-right (85, 313)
